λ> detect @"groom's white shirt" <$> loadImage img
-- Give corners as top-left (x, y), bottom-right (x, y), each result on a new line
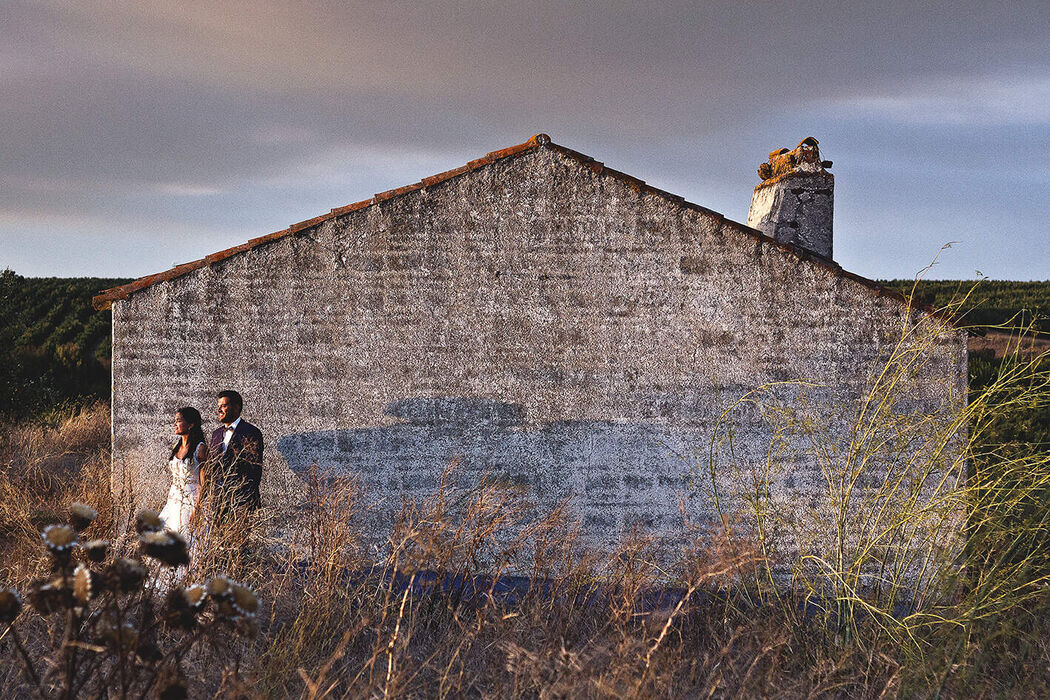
top-left (222, 417), bottom-right (242, 452)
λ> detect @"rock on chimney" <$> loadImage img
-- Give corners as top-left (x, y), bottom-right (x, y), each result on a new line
top-left (746, 137), bottom-right (834, 260)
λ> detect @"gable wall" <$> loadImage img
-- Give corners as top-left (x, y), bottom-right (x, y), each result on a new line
top-left (111, 146), bottom-right (967, 565)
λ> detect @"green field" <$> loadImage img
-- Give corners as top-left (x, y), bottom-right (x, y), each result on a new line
top-left (0, 270), bottom-right (129, 417)
top-left (881, 278), bottom-right (1050, 335)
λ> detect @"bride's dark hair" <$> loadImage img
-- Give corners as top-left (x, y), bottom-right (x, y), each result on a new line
top-left (170, 406), bottom-right (207, 460)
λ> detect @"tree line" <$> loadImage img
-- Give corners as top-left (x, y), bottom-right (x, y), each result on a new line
top-left (882, 278), bottom-right (1050, 335)
top-left (0, 270), bottom-right (129, 418)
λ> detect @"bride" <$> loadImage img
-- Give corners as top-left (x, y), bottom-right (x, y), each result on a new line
top-left (159, 406), bottom-right (208, 536)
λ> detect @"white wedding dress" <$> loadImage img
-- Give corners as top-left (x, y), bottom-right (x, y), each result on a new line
top-left (159, 442), bottom-right (204, 535)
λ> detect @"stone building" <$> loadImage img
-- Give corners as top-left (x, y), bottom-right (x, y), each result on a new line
top-left (95, 134), bottom-right (967, 572)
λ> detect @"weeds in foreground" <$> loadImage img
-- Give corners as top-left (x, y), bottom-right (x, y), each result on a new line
top-left (2, 503), bottom-right (258, 699)
top-left (2, 285), bottom-right (1050, 696)
top-left (0, 403), bottom-right (112, 583)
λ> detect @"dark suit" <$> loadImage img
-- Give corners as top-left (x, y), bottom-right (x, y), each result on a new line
top-left (206, 419), bottom-right (263, 521)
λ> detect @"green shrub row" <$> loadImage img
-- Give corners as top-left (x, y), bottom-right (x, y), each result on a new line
top-left (882, 278), bottom-right (1050, 336)
top-left (0, 270), bottom-right (130, 418)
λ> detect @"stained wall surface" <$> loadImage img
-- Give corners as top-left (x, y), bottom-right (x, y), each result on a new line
top-left (110, 144), bottom-right (967, 565)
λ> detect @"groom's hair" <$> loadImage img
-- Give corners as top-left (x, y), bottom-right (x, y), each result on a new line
top-left (217, 390), bottom-right (243, 410)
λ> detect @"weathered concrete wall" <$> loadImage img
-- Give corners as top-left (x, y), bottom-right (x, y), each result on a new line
top-left (110, 144), bottom-right (967, 569)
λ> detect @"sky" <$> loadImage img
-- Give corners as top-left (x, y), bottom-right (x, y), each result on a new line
top-left (2, 0), bottom-right (1048, 281)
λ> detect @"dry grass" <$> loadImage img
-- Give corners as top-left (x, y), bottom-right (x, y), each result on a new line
top-left (0, 403), bottom-right (114, 582)
top-left (2, 331), bottom-right (1050, 699)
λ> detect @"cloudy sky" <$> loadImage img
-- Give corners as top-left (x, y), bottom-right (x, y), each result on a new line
top-left (3, 0), bottom-right (1048, 280)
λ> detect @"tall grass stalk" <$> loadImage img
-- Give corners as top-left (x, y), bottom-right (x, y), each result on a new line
top-left (701, 278), bottom-right (1050, 664)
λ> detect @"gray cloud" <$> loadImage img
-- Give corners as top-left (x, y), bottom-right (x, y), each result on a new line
top-left (3, 0), bottom-right (1049, 279)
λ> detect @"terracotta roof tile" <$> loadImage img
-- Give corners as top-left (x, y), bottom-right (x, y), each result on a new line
top-left (420, 164), bottom-right (472, 188)
top-left (374, 183), bottom-right (423, 202)
top-left (330, 199), bottom-right (373, 217)
top-left (92, 132), bottom-right (956, 327)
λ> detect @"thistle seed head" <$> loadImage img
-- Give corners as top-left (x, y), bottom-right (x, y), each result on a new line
top-left (135, 510), bottom-right (163, 534)
top-left (0, 588), bottom-right (22, 623)
top-left (231, 582), bottom-right (259, 617)
top-left (206, 575), bottom-right (234, 600)
top-left (108, 558), bottom-right (147, 593)
top-left (72, 564), bottom-right (96, 604)
top-left (27, 578), bottom-right (72, 614)
top-left (41, 524), bottom-right (76, 565)
top-left (82, 539), bottom-right (109, 563)
top-left (69, 502), bottom-right (98, 532)
top-left (140, 530), bottom-right (189, 567)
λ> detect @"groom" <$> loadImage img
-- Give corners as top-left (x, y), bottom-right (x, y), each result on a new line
top-left (205, 390), bottom-right (264, 524)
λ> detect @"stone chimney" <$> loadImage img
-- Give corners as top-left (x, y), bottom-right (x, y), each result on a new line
top-left (746, 137), bottom-right (834, 260)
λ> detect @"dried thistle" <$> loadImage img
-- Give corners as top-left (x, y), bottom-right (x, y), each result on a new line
top-left (136, 638), bottom-right (163, 664)
top-left (206, 575), bottom-right (234, 600)
top-left (156, 664), bottom-right (188, 700)
top-left (41, 524), bottom-right (76, 563)
top-left (230, 582), bottom-right (259, 617)
top-left (107, 557), bottom-right (147, 593)
top-left (82, 539), bottom-right (109, 563)
top-left (27, 578), bottom-right (72, 614)
top-left (163, 585), bottom-right (206, 631)
top-left (72, 564), bottom-right (97, 604)
top-left (0, 588), bottom-right (22, 623)
top-left (98, 617), bottom-right (138, 651)
top-left (69, 502), bottom-right (98, 532)
top-left (135, 509), bottom-right (163, 534)
top-left (207, 575), bottom-right (238, 617)
top-left (140, 530), bottom-right (190, 567)
top-left (233, 614), bottom-right (259, 638)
